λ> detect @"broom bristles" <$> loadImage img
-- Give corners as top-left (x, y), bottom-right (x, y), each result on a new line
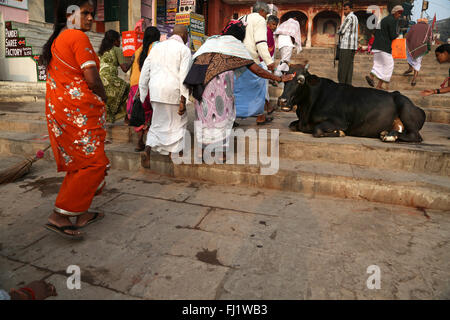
top-left (0, 145), bottom-right (51, 185)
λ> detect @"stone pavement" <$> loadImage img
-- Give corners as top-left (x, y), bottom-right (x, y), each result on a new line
top-left (0, 158), bottom-right (449, 300)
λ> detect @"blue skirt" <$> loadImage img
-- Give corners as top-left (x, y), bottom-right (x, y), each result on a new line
top-left (234, 63), bottom-right (266, 118)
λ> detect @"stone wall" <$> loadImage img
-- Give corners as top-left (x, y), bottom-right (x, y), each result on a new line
top-left (28, 0), bottom-right (45, 23)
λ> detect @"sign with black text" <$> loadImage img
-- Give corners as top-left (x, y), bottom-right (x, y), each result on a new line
top-left (4, 21), bottom-right (33, 57)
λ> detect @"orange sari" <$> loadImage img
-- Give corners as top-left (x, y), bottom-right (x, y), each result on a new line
top-left (46, 29), bottom-right (109, 216)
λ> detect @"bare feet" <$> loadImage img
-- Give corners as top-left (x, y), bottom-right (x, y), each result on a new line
top-left (141, 145), bottom-right (151, 168)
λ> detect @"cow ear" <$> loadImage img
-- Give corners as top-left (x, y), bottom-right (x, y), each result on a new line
top-left (306, 75), bottom-right (320, 86)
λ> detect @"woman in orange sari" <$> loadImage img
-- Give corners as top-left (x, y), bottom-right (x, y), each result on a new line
top-left (40, 0), bottom-right (108, 239)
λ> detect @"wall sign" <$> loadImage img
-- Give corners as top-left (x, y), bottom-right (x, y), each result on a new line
top-left (4, 21), bottom-right (33, 57)
top-left (0, 0), bottom-right (28, 10)
top-left (33, 55), bottom-right (47, 82)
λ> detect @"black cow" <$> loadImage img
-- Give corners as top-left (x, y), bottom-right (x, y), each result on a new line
top-left (278, 64), bottom-right (426, 143)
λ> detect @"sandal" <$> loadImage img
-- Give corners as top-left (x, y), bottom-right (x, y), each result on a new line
top-left (44, 223), bottom-right (83, 240)
top-left (76, 212), bottom-right (104, 228)
top-left (365, 76), bottom-right (375, 87)
top-left (256, 115), bottom-right (274, 125)
top-left (403, 70), bottom-right (413, 76)
top-left (411, 81), bottom-right (417, 87)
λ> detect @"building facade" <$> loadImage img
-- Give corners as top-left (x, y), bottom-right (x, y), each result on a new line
top-left (207, 0), bottom-right (391, 47)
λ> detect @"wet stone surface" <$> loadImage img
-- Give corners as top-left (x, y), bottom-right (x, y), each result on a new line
top-left (0, 160), bottom-right (449, 300)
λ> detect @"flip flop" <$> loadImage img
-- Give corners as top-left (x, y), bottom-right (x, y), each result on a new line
top-left (365, 76), bottom-right (375, 87)
top-left (411, 81), bottom-right (417, 87)
top-left (44, 223), bottom-right (83, 240)
top-left (77, 212), bottom-right (104, 229)
top-left (257, 115), bottom-right (274, 125)
top-left (281, 106), bottom-right (293, 112)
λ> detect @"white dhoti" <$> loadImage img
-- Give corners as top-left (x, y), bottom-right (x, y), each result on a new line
top-left (371, 50), bottom-right (395, 83)
top-left (146, 101), bottom-right (188, 155)
top-left (275, 46), bottom-right (293, 77)
top-left (406, 50), bottom-right (423, 72)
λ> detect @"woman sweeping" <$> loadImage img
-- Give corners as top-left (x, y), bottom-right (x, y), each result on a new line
top-left (184, 21), bottom-right (294, 160)
top-left (98, 30), bottom-right (132, 123)
top-left (40, 0), bottom-right (109, 239)
top-left (126, 26), bottom-right (160, 151)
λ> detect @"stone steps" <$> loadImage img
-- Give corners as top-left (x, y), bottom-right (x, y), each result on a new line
top-left (0, 130), bottom-right (448, 211)
top-left (1, 113), bottom-right (449, 176)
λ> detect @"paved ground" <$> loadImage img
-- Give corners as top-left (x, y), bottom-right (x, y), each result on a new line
top-left (0, 157), bottom-right (449, 300)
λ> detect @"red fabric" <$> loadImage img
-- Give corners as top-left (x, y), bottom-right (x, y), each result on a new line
top-left (46, 29), bottom-right (109, 214)
top-left (267, 27), bottom-right (275, 57)
top-left (46, 29), bottom-right (109, 173)
top-left (55, 163), bottom-right (107, 214)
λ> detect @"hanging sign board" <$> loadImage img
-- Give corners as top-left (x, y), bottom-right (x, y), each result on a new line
top-left (0, 0), bottom-right (28, 10)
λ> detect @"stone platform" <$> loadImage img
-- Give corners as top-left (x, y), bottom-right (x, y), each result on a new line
top-left (0, 101), bottom-right (448, 211)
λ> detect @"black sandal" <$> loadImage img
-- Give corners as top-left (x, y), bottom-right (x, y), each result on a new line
top-left (77, 212), bottom-right (104, 228)
top-left (44, 223), bottom-right (83, 240)
top-left (365, 76), bottom-right (375, 87)
top-left (257, 115), bottom-right (274, 125)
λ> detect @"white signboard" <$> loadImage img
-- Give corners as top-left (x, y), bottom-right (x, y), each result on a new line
top-left (0, 0), bottom-right (28, 10)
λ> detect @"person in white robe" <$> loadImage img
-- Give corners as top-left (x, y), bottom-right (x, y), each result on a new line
top-left (139, 25), bottom-right (192, 162)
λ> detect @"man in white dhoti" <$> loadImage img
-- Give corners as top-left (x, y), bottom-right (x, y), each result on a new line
top-left (274, 17), bottom-right (302, 78)
top-left (139, 25), bottom-right (192, 163)
top-left (403, 18), bottom-right (432, 87)
top-left (366, 5), bottom-right (403, 90)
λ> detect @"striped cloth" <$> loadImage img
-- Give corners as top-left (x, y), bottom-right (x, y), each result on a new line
top-left (193, 35), bottom-right (253, 61)
top-left (339, 12), bottom-right (359, 50)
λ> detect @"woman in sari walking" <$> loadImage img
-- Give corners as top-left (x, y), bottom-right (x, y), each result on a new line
top-left (41, 0), bottom-right (109, 239)
top-left (98, 30), bottom-right (131, 123)
top-left (126, 26), bottom-right (160, 151)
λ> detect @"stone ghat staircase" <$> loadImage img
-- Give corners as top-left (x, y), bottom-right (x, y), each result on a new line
top-left (0, 47), bottom-right (448, 211)
top-left (0, 100), bottom-right (448, 211)
top-left (7, 21), bottom-right (104, 57)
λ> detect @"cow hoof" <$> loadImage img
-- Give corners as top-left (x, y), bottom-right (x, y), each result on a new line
top-left (380, 131), bottom-right (389, 139)
top-left (381, 134), bottom-right (398, 142)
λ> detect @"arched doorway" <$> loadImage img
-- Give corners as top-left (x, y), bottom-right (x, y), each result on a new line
top-left (312, 11), bottom-right (341, 47)
top-left (355, 11), bottom-right (373, 47)
top-left (280, 11), bottom-right (308, 47)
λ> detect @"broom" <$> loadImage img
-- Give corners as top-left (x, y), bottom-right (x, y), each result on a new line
top-left (0, 145), bottom-right (51, 185)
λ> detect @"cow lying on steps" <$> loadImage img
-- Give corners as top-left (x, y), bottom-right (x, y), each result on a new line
top-left (278, 64), bottom-right (426, 143)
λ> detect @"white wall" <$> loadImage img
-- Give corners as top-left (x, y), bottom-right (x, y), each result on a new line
top-left (0, 57), bottom-right (38, 82)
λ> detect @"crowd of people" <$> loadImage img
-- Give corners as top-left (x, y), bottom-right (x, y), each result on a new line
top-left (40, 0), bottom-right (449, 239)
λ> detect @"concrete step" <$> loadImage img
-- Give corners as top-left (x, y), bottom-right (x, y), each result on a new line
top-left (0, 130), bottom-right (448, 211)
top-left (1, 109), bottom-right (449, 176)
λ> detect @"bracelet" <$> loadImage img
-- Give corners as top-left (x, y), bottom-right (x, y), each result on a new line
top-left (20, 287), bottom-right (36, 300)
top-left (436, 88), bottom-right (441, 94)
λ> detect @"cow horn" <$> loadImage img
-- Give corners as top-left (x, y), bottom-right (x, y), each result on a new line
top-left (297, 74), bottom-right (305, 84)
top-left (305, 64), bottom-right (310, 71)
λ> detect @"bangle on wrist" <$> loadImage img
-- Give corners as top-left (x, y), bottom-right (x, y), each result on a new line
top-left (436, 88), bottom-right (441, 94)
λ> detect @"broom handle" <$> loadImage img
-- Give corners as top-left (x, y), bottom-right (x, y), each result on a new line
top-left (42, 144), bottom-right (52, 153)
